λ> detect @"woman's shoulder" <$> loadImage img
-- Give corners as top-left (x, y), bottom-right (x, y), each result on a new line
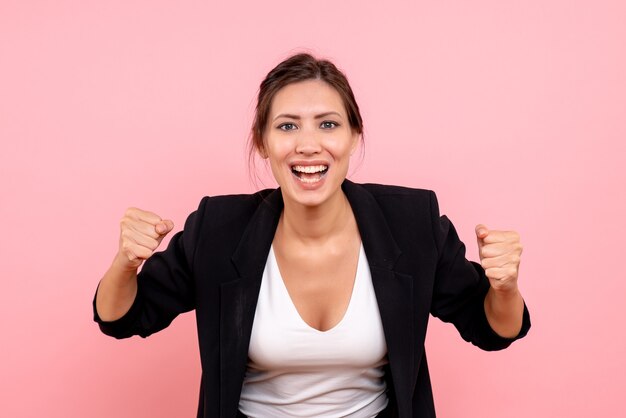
top-left (345, 180), bottom-right (440, 221)
top-left (357, 182), bottom-right (434, 197)
top-left (197, 187), bottom-right (278, 209)
top-left (187, 187), bottom-right (279, 228)
top-left (349, 181), bottom-right (437, 208)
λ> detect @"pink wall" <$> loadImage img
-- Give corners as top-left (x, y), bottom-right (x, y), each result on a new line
top-left (1, 1), bottom-right (624, 417)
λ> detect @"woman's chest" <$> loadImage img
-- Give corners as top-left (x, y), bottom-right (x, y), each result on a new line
top-left (273, 237), bottom-right (361, 332)
top-left (247, 244), bottom-right (388, 369)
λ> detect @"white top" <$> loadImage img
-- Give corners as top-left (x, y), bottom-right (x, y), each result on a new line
top-left (238, 244), bottom-right (389, 417)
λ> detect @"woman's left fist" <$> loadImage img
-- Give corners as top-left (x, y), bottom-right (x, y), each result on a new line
top-left (475, 224), bottom-right (522, 293)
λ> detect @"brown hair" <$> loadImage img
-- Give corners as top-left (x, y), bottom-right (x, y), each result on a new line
top-left (249, 53), bottom-right (364, 160)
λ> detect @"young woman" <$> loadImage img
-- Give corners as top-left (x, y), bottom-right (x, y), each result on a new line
top-left (94, 53), bottom-right (530, 418)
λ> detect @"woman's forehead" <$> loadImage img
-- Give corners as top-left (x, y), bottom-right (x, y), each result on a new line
top-left (270, 80), bottom-right (346, 117)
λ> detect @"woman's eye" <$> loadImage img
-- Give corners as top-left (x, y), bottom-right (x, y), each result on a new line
top-left (278, 123), bottom-right (297, 131)
top-left (320, 121), bottom-right (338, 129)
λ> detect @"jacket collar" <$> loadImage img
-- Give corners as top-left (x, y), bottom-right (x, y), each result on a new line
top-left (224, 180), bottom-right (413, 417)
top-left (230, 179), bottom-right (402, 276)
top-left (342, 180), bottom-right (402, 269)
top-left (230, 187), bottom-right (283, 279)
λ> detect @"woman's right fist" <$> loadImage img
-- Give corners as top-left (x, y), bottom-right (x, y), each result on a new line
top-left (115, 207), bottom-right (174, 271)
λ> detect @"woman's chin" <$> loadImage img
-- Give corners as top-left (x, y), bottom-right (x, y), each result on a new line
top-left (282, 176), bottom-right (339, 208)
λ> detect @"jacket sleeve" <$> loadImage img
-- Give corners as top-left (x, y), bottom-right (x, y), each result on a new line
top-left (428, 191), bottom-right (530, 351)
top-left (92, 197), bottom-right (208, 339)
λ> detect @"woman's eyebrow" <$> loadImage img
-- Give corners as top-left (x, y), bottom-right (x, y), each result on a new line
top-left (272, 111), bottom-right (343, 122)
top-left (314, 111), bottom-right (343, 119)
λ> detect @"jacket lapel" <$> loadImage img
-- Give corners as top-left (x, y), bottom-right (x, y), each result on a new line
top-left (220, 189), bottom-right (283, 416)
top-left (343, 181), bottom-right (415, 417)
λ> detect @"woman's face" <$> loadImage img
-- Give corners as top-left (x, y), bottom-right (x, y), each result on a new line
top-left (262, 79), bottom-right (360, 209)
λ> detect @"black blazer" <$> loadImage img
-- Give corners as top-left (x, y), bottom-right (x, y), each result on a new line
top-left (94, 180), bottom-right (530, 418)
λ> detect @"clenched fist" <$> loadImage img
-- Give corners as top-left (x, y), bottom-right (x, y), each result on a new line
top-left (475, 224), bottom-right (522, 294)
top-left (116, 207), bottom-right (174, 271)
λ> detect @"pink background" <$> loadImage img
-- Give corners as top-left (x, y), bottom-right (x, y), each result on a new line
top-left (1, 1), bottom-right (624, 417)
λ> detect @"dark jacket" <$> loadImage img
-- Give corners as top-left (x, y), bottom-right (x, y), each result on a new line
top-left (94, 180), bottom-right (531, 417)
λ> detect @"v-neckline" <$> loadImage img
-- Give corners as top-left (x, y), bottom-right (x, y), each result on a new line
top-left (268, 244), bottom-right (363, 334)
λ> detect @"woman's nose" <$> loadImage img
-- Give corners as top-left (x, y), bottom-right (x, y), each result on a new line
top-left (295, 129), bottom-right (322, 155)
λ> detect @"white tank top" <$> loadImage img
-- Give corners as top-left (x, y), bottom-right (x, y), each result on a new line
top-left (238, 244), bottom-right (389, 417)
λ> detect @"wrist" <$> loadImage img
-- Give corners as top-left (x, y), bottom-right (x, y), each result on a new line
top-left (112, 251), bottom-right (142, 273)
top-left (488, 285), bottom-right (521, 302)
top-left (105, 253), bottom-right (140, 288)
top-left (485, 286), bottom-right (524, 334)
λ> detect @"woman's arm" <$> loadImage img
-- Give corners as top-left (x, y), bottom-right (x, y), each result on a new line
top-left (95, 208), bottom-right (174, 322)
top-left (484, 287), bottom-right (525, 338)
top-left (428, 190), bottom-right (530, 350)
top-left (475, 225), bottom-right (525, 338)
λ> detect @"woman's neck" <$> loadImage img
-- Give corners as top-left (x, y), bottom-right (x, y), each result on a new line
top-left (279, 191), bottom-right (354, 245)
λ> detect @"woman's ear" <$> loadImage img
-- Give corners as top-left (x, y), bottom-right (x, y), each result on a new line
top-left (257, 144), bottom-right (268, 159)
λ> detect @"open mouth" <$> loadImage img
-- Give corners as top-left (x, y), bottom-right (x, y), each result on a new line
top-left (291, 164), bottom-right (329, 184)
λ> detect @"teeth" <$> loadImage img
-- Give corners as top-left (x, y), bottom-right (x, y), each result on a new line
top-left (292, 165), bottom-right (328, 174)
top-left (298, 176), bottom-right (321, 184)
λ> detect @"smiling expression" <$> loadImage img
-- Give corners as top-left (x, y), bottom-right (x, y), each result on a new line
top-left (262, 79), bottom-right (360, 209)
